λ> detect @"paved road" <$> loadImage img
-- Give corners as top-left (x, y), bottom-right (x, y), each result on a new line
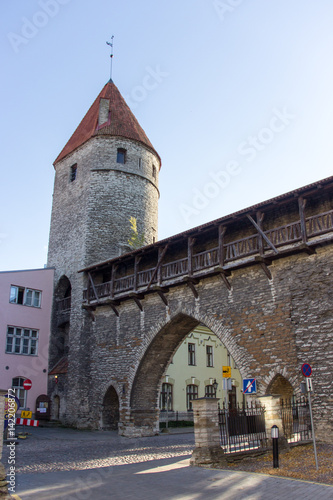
top-left (2, 427), bottom-right (333, 500)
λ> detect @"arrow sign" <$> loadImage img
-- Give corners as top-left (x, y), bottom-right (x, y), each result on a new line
top-left (243, 378), bottom-right (257, 394)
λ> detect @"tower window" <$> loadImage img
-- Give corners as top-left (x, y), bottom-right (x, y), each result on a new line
top-left (70, 164), bottom-right (77, 182)
top-left (117, 148), bottom-right (127, 164)
top-left (152, 164), bottom-right (156, 178)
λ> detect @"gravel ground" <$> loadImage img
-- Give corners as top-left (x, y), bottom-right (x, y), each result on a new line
top-left (224, 442), bottom-right (333, 485)
top-left (2, 428), bottom-right (194, 474)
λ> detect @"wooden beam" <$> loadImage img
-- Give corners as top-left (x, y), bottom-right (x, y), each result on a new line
top-left (247, 214), bottom-right (279, 254)
top-left (146, 244), bottom-right (169, 290)
top-left (132, 296), bottom-right (143, 311)
top-left (188, 237), bottom-right (195, 276)
top-left (185, 277), bottom-right (199, 298)
top-left (218, 225), bottom-right (227, 267)
top-left (110, 264), bottom-right (118, 299)
top-left (156, 289), bottom-right (168, 306)
top-left (254, 256), bottom-right (272, 280)
top-left (298, 196), bottom-right (308, 243)
top-left (133, 256), bottom-right (141, 292)
top-left (256, 211), bottom-right (265, 256)
top-left (110, 303), bottom-right (119, 317)
top-left (219, 272), bottom-right (231, 290)
top-left (88, 272), bottom-right (100, 303)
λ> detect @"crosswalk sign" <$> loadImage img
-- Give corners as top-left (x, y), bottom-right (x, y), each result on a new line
top-left (243, 378), bottom-right (257, 394)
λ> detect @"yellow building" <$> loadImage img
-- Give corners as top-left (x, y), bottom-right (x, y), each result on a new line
top-left (159, 325), bottom-right (243, 415)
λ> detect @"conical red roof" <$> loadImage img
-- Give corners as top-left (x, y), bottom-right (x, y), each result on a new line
top-left (54, 80), bottom-right (161, 166)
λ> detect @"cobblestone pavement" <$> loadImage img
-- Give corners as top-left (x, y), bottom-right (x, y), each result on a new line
top-left (2, 427), bottom-right (333, 500)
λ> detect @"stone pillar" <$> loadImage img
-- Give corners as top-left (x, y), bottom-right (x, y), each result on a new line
top-left (190, 397), bottom-right (226, 467)
top-left (258, 395), bottom-right (289, 449)
top-left (0, 389), bottom-right (10, 498)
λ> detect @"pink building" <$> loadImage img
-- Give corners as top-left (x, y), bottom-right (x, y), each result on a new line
top-left (0, 268), bottom-right (54, 418)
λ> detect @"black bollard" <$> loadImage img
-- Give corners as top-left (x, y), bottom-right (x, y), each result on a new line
top-left (271, 425), bottom-right (279, 468)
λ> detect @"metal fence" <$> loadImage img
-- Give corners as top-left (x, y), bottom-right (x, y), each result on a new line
top-left (218, 402), bottom-right (268, 454)
top-left (280, 397), bottom-right (312, 443)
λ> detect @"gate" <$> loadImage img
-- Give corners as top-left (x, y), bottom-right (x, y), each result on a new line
top-left (218, 401), bottom-right (267, 453)
top-left (280, 397), bottom-right (312, 443)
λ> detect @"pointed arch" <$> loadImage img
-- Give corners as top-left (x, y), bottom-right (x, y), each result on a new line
top-left (102, 385), bottom-right (120, 430)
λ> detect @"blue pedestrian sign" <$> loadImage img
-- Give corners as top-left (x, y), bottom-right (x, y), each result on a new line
top-left (243, 378), bottom-right (257, 394)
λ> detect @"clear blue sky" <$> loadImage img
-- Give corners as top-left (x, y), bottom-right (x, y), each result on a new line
top-left (1, 0), bottom-right (333, 271)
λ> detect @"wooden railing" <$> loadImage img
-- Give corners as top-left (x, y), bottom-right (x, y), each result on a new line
top-left (307, 210), bottom-right (333, 237)
top-left (57, 296), bottom-right (71, 312)
top-left (83, 209), bottom-right (333, 303)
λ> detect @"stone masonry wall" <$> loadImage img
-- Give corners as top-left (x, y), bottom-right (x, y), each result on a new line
top-left (47, 134), bottom-right (160, 423)
top-left (63, 244), bottom-right (332, 441)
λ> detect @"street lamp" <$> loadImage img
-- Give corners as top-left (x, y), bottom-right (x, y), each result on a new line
top-left (271, 425), bottom-right (279, 468)
top-left (212, 379), bottom-right (218, 397)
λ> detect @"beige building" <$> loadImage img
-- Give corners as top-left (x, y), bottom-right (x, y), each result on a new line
top-left (159, 325), bottom-right (243, 415)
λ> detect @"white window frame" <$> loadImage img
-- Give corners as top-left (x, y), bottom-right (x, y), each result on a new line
top-left (9, 285), bottom-right (41, 308)
top-left (6, 326), bottom-right (39, 355)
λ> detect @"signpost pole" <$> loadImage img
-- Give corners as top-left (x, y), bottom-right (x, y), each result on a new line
top-left (307, 387), bottom-right (318, 470)
top-left (301, 364), bottom-right (318, 471)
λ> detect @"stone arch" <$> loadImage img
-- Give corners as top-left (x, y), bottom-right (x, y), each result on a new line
top-left (55, 275), bottom-right (72, 302)
top-left (128, 311), bottom-right (249, 434)
top-left (266, 374), bottom-right (294, 399)
top-left (50, 275), bottom-right (72, 368)
top-left (102, 385), bottom-right (120, 430)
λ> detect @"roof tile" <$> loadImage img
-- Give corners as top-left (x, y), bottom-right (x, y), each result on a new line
top-left (54, 80), bottom-right (160, 165)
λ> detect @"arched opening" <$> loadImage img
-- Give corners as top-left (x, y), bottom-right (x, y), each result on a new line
top-left (102, 386), bottom-right (119, 430)
top-left (266, 374), bottom-right (294, 399)
top-left (50, 276), bottom-right (71, 369)
top-left (129, 313), bottom-right (244, 434)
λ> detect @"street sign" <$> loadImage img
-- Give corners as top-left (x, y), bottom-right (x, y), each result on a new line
top-left (222, 366), bottom-right (231, 378)
top-left (301, 363), bottom-right (312, 377)
top-left (23, 379), bottom-right (32, 390)
top-left (21, 410), bottom-right (32, 419)
top-left (243, 378), bottom-right (257, 394)
top-left (306, 378), bottom-right (313, 392)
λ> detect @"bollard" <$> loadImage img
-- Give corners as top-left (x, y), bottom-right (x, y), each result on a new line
top-left (271, 425), bottom-right (279, 468)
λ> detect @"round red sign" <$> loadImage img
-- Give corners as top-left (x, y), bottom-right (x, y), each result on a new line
top-left (23, 379), bottom-right (32, 390)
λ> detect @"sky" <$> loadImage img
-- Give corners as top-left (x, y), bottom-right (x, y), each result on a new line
top-left (1, 0), bottom-right (333, 271)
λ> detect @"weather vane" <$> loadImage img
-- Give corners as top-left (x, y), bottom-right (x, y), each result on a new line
top-left (106, 35), bottom-right (114, 81)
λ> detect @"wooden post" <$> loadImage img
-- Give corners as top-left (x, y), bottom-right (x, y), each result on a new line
top-left (188, 237), bottom-right (195, 276)
top-left (256, 211), bottom-right (265, 256)
top-left (218, 225), bottom-right (226, 267)
top-left (298, 196), bottom-right (308, 243)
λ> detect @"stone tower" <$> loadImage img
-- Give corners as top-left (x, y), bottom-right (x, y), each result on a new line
top-left (47, 80), bottom-right (161, 424)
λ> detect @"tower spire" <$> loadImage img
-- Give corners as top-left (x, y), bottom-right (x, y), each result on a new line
top-left (106, 35), bottom-right (114, 81)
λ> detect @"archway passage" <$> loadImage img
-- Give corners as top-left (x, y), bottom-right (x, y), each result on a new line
top-left (102, 386), bottom-right (119, 430)
top-left (266, 374), bottom-right (294, 399)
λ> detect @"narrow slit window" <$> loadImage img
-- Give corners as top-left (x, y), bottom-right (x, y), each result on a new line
top-left (70, 164), bottom-right (77, 182)
top-left (117, 148), bottom-right (127, 164)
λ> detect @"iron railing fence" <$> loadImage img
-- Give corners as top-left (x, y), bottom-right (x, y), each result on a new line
top-left (218, 402), bottom-right (268, 454)
top-left (280, 397), bottom-right (312, 443)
